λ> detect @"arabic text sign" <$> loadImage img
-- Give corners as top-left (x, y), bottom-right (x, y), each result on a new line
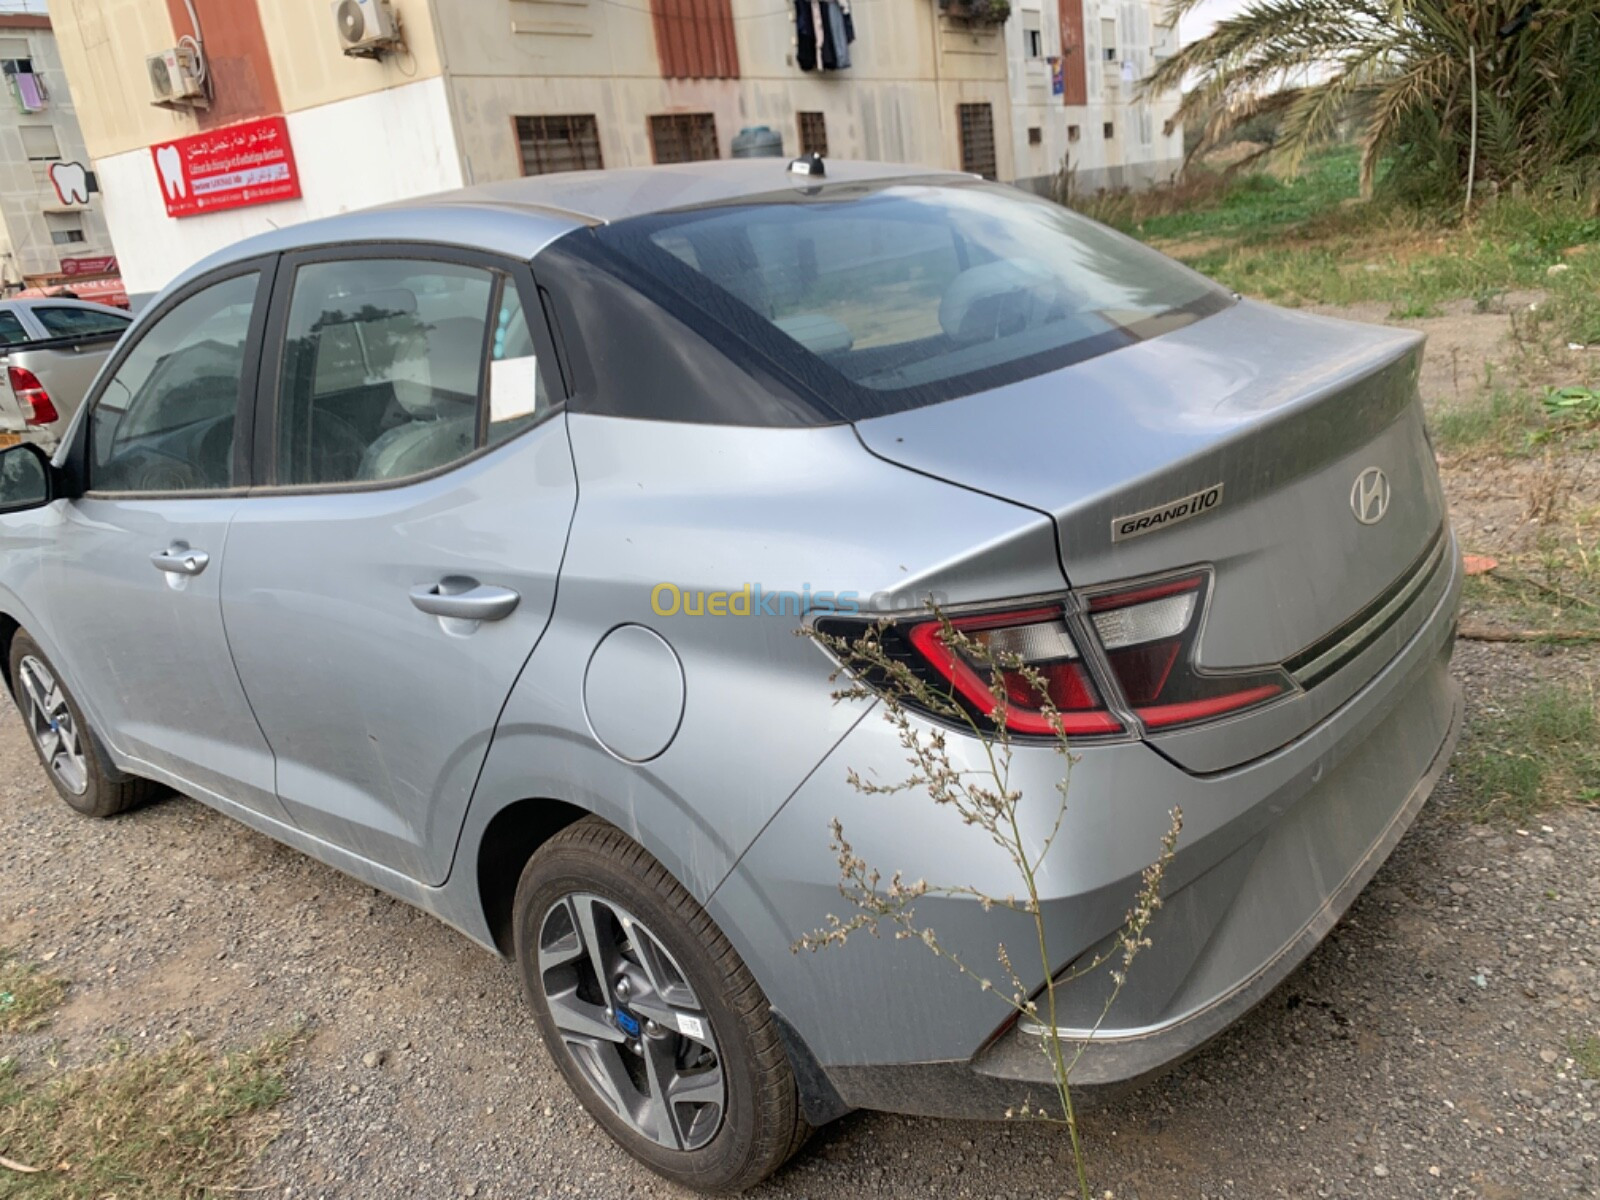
top-left (60, 255), bottom-right (119, 278)
top-left (151, 116), bottom-right (302, 219)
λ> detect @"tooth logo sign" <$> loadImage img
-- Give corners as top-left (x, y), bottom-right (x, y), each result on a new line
top-left (48, 161), bottom-right (90, 206)
top-left (153, 143), bottom-right (186, 201)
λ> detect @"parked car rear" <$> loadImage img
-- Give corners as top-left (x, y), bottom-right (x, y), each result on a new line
top-left (0, 298), bottom-right (131, 452)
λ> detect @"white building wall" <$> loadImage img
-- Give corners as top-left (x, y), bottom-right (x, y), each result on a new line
top-left (0, 22), bottom-right (115, 286)
top-left (1003, 0), bottom-right (1183, 195)
top-left (92, 75), bottom-right (463, 295)
top-left (1003, 0), bottom-right (1061, 189)
top-left (439, 0), bottom-right (1015, 186)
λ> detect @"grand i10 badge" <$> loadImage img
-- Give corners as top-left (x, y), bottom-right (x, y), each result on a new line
top-left (1112, 482), bottom-right (1224, 543)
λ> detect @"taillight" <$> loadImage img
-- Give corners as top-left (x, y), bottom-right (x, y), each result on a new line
top-left (8, 366), bottom-right (57, 426)
top-left (815, 568), bottom-right (1293, 741)
top-left (1087, 572), bottom-right (1290, 730)
top-left (905, 606), bottom-right (1122, 736)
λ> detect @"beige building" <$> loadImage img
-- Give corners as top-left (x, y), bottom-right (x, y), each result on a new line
top-left (1006, 0), bottom-right (1183, 195)
top-left (45, 0), bottom-right (1176, 295)
top-left (0, 9), bottom-right (116, 294)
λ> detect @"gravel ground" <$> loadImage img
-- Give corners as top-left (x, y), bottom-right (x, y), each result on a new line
top-left (1, 637), bottom-right (1596, 1200)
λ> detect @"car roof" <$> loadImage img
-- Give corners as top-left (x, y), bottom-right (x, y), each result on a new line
top-left (176, 160), bottom-right (966, 293)
top-left (431, 158), bottom-right (960, 224)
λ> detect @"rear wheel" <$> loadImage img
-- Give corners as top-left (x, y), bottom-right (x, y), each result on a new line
top-left (513, 817), bottom-right (809, 1192)
top-left (8, 631), bottom-right (157, 818)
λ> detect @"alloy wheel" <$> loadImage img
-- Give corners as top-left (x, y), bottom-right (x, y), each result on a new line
top-left (17, 655), bottom-right (89, 797)
top-left (537, 892), bottom-right (725, 1150)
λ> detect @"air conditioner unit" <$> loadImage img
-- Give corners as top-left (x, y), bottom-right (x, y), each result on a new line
top-left (334, 0), bottom-right (402, 56)
top-left (147, 46), bottom-right (204, 105)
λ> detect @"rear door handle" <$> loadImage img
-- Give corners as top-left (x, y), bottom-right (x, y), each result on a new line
top-left (150, 546), bottom-right (210, 576)
top-left (409, 578), bottom-right (520, 622)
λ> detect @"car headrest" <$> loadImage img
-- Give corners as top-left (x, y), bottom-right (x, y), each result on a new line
top-left (938, 259), bottom-right (1059, 345)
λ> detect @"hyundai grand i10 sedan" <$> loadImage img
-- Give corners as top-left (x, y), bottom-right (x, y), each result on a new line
top-left (0, 159), bottom-right (1462, 1193)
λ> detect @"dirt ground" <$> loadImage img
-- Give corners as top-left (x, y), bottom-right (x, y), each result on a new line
top-left (1, 303), bottom-right (1597, 1199)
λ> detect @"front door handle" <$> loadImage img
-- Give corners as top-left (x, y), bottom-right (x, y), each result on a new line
top-left (409, 578), bottom-right (520, 622)
top-left (150, 545), bottom-right (210, 576)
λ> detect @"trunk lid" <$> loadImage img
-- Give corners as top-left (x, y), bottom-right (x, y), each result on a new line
top-left (853, 300), bottom-right (1451, 769)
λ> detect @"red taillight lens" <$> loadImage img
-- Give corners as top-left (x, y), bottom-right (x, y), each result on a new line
top-left (815, 569), bottom-right (1293, 740)
top-left (905, 606), bottom-right (1123, 736)
top-left (8, 366), bottom-right (57, 426)
top-left (1088, 572), bottom-right (1290, 730)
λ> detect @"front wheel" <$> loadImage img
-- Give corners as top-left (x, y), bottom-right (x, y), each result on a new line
top-left (513, 817), bottom-right (809, 1192)
top-left (8, 631), bottom-right (158, 818)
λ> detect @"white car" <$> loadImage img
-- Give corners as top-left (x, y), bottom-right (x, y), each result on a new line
top-left (0, 297), bottom-right (131, 450)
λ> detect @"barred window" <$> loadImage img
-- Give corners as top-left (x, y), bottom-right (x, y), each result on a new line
top-left (516, 115), bottom-right (604, 176)
top-left (649, 113), bottom-right (719, 164)
top-left (798, 111), bottom-right (828, 157)
top-left (957, 103), bottom-right (997, 180)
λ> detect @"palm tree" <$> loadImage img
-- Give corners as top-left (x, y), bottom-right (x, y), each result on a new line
top-left (1145, 0), bottom-right (1600, 199)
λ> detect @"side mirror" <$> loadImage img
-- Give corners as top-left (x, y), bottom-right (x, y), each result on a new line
top-left (0, 442), bottom-right (53, 514)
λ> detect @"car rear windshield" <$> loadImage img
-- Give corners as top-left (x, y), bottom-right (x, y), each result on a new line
top-left (591, 179), bottom-right (1232, 419)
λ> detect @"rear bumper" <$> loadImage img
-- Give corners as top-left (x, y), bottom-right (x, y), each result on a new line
top-left (828, 668), bottom-right (1461, 1117)
top-left (711, 535), bottom-right (1463, 1120)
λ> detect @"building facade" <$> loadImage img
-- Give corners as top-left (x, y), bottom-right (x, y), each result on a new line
top-left (45, 0), bottom-right (1178, 295)
top-left (0, 11), bottom-right (117, 296)
top-left (1004, 0), bottom-right (1183, 195)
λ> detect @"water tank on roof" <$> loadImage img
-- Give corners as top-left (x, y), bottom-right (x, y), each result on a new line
top-left (731, 126), bottom-right (784, 158)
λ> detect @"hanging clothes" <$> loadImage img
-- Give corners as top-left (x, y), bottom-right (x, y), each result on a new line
top-left (795, 0), bottom-right (818, 71)
top-left (820, 0), bottom-right (851, 69)
top-left (841, 0), bottom-right (856, 45)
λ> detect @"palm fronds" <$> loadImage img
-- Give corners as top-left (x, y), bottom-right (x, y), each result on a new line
top-left (1147, 0), bottom-right (1600, 201)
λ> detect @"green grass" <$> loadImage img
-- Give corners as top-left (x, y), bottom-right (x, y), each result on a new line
top-left (1570, 1034), bottom-right (1600, 1080)
top-left (1431, 389), bottom-right (1547, 455)
top-left (1457, 684), bottom-right (1600, 822)
top-left (1429, 384), bottom-right (1600, 456)
top-left (0, 950), bottom-right (67, 1036)
top-left (0, 947), bottom-right (302, 1198)
top-left (1458, 497), bottom-right (1600, 639)
top-left (1091, 146), bottom-right (1365, 243)
top-left (1540, 386), bottom-right (1600, 435)
top-left (1083, 147), bottom-right (1600, 339)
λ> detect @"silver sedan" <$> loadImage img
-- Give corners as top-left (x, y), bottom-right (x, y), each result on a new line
top-left (0, 159), bottom-right (1461, 1191)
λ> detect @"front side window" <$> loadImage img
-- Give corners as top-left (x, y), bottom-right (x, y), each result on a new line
top-left (34, 305), bottom-right (131, 338)
top-left (91, 272), bottom-right (259, 493)
top-left (275, 258), bottom-right (551, 487)
top-left (590, 179), bottom-right (1230, 417)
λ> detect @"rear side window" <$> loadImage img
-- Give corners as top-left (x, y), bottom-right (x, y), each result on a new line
top-left (589, 179), bottom-right (1231, 420)
top-left (0, 311), bottom-right (27, 346)
top-left (34, 305), bottom-right (130, 338)
top-left (274, 258), bottom-right (553, 487)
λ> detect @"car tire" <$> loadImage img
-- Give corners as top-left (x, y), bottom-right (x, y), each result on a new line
top-left (513, 816), bottom-right (810, 1193)
top-left (8, 631), bottom-right (158, 819)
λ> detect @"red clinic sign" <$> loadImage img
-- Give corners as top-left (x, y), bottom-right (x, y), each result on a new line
top-left (59, 255), bottom-right (119, 277)
top-left (150, 116), bottom-right (302, 219)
